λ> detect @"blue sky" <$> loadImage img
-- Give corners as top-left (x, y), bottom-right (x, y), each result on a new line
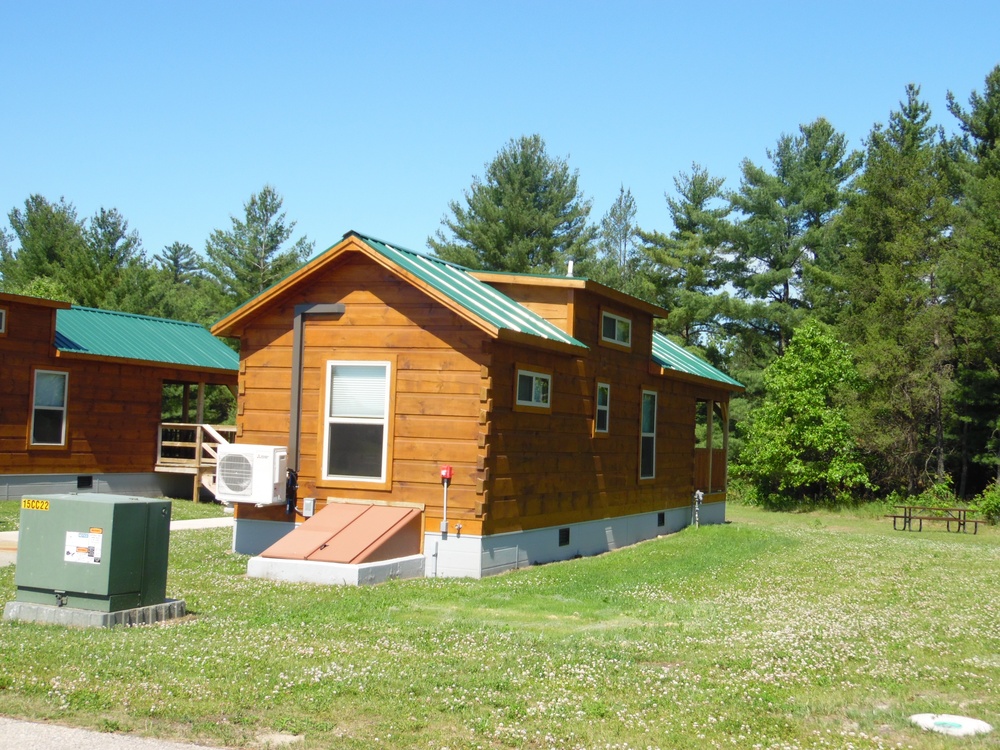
top-left (3, 1), bottom-right (999, 261)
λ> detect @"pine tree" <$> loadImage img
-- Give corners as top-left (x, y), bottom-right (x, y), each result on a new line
top-left (840, 85), bottom-right (959, 493)
top-left (75, 207), bottom-right (146, 309)
top-left (428, 135), bottom-right (595, 274)
top-left (725, 119), bottom-right (861, 363)
top-left (155, 242), bottom-right (202, 284)
top-left (638, 164), bottom-right (730, 348)
top-left (945, 65), bottom-right (1000, 492)
top-left (204, 185), bottom-right (313, 308)
top-left (3, 195), bottom-right (88, 297)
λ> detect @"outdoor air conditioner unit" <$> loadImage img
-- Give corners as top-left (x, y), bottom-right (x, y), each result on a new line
top-left (215, 444), bottom-right (287, 505)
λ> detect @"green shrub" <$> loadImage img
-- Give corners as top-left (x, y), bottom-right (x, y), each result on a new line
top-left (973, 480), bottom-right (1000, 523)
top-left (915, 478), bottom-right (956, 509)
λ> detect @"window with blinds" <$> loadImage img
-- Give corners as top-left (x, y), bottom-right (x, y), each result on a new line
top-left (31, 369), bottom-right (68, 446)
top-left (324, 362), bottom-right (390, 481)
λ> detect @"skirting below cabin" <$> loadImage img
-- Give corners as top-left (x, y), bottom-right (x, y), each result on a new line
top-left (233, 500), bottom-right (726, 584)
top-left (0, 472), bottom-right (193, 502)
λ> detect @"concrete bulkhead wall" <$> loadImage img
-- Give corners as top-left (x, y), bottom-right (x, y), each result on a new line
top-left (247, 554), bottom-right (425, 586)
top-left (0, 472), bottom-right (192, 502)
top-left (232, 517), bottom-right (297, 555)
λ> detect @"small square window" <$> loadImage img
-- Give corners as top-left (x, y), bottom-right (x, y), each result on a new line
top-left (516, 369), bottom-right (551, 409)
top-left (601, 312), bottom-right (631, 347)
top-left (558, 527), bottom-right (570, 546)
top-left (657, 511), bottom-right (665, 527)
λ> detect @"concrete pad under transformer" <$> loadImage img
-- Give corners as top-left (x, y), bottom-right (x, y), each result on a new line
top-left (3, 598), bottom-right (187, 628)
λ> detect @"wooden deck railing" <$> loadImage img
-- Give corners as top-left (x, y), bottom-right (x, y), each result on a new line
top-left (156, 422), bottom-right (236, 471)
top-left (694, 448), bottom-right (728, 494)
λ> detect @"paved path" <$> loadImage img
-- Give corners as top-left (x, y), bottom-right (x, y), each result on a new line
top-left (0, 516), bottom-right (233, 567)
top-left (0, 717), bottom-right (224, 749)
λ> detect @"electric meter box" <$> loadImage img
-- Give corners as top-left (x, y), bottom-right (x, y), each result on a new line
top-left (14, 493), bottom-right (171, 612)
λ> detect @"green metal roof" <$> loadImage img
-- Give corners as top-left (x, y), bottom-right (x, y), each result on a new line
top-left (354, 233), bottom-right (587, 349)
top-left (55, 306), bottom-right (239, 371)
top-left (651, 332), bottom-right (743, 390)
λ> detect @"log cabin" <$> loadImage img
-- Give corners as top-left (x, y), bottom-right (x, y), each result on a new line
top-left (0, 293), bottom-right (239, 500)
top-left (212, 231), bottom-right (743, 579)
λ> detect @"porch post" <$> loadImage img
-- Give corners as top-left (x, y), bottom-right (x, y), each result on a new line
top-left (721, 401), bottom-right (730, 491)
top-left (196, 382), bottom-right (206, 424)
top-left (706, 400), bottom-right (714, 494)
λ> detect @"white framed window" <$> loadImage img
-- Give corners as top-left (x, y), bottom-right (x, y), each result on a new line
top-left (0, 307), bottom-right (7, 335)
top-left (516, 368), bottom-right (551, 409)
top-left (323, 361), bottom-right (390, 482)
top-left (31, 369), bottom-right (68, 446)
top-left (601, 311), bottom-right (632, 347)
top-left (595, 382), bottom-right (610, 434)
top-left (640, 389), bottom-right (657, 479)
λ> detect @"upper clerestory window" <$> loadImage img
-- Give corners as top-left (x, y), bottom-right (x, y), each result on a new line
top-left (515, 367), bottom-right (552, 411)
top-left (601, 311), bottom-right (631, 348)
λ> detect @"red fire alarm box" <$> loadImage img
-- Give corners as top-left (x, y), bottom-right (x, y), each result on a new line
top-left (440, 465), bottom-right (453, 481)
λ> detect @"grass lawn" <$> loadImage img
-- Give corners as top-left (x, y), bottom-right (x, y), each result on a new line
top-left (0, 504), bottom-right (997, 749)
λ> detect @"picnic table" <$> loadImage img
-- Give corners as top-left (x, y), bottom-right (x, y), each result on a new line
top-left (886, 505), bottom-right (984, 534)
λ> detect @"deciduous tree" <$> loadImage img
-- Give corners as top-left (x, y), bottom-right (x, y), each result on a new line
top-left (591, 185), bottom-right (653, 299)
top-left (739, 320), bottom-right (872, 508)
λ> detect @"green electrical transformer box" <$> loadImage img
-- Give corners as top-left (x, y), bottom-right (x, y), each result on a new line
top-left (14, 493), bottom-right (171, 612)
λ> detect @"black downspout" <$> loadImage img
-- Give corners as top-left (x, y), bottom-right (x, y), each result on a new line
top-left (288, 303), bottom-right (345, 475)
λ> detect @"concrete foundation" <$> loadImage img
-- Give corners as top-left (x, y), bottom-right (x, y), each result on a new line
top-left (3, 598), bottom-right (187, 628)
top-left (236, 499), bottom-right (726, 582)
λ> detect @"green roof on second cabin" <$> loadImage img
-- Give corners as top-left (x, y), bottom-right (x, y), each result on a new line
top-left (355, 233), bottom-right (587, 349)
top-left (652, 332), bottom-right (743, 390)
top-left (55, 306), bottom-right (239, 371)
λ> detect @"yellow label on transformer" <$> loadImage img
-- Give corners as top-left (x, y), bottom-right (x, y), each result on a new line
top-left (21, 498), bottom-right (50, 511)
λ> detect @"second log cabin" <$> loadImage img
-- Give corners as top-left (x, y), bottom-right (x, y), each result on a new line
top-left (212, 231), bottom-right (743, 578)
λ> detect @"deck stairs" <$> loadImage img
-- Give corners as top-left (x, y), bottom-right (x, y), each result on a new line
top-left (155, 423), bottom-right (236, 500)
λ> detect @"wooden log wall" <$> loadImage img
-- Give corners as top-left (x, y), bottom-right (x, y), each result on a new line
top-left (235, 254), bottom-right (490, 533)
top-left (480, 288), bottom-right (732, 535)
top-left (1, 297), bottom-right (236, 476)
top-left (231, 256), bottom-right (736, 537)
